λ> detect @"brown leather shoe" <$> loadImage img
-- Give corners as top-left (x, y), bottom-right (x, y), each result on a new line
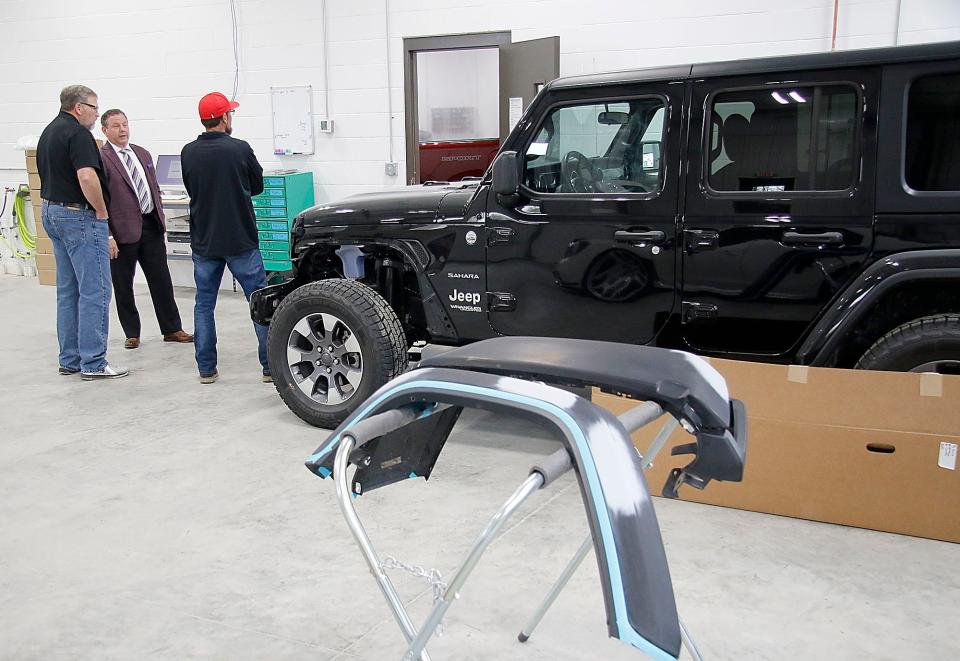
top-left (163, 330), bottom-right (194, 343)
top-left (124, 337), bottom-right (140, 349)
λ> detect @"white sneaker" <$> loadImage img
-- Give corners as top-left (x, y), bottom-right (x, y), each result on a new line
top-left (81, 364), bottom-right (130, 381)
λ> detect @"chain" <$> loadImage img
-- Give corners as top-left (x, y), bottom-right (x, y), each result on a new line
top-left (382, 555), bottom-right (448, 636)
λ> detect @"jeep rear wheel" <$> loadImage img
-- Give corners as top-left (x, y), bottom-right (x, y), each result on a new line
top-left (854, 314), bottom-right (960, 374)
top-left (267, 279), bottom-right (408, 428)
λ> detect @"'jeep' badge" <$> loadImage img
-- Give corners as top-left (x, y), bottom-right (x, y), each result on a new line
top-left (465, 230), bottom-right (477, 246)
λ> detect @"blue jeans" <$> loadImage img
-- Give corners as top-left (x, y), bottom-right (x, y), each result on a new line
top-left (192, 248), bottom-right (269, 376)
top-left (41, 202), bottom-right (112, 373)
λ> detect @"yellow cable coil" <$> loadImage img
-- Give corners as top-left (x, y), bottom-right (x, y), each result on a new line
top-left (15, 188), bottom-right (37, 252)
top-left (1, 189), bottom-right (32, 259)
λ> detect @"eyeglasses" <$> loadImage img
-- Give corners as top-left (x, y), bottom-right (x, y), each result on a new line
top-left (80, 102), bottom-right (99, 113)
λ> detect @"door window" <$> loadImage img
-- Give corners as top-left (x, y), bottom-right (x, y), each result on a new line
top-left (905, 72), bottom-right (960, 191)
top-left (707, 85), bottom-right (858, 192)
top-left (522, 98), bottom-right (666, 194)
top-left (416, 48), bottom-right (499, 142)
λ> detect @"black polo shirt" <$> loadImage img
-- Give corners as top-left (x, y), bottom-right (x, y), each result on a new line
top-left (181, 131), bottom-right (264, 258)
top-left (36, 111), bottom-right (108, 206)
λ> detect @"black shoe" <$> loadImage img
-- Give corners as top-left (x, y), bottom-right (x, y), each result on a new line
top-left (59, 366), bottom-right (80, 376)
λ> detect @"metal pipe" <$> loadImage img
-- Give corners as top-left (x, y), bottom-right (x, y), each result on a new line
top-left (893, 0), bottom-right (902, 46)
top-left (680, 617), bottom-right (705, 661)
top-left (518, 535), bottom-right (593, 642)
top-left (404, 473), bottom-right (544, 659)
top-left (321, 0), bottom-right (332, 119)
top-left (831, 0), bottom-right (840, 51)
top-left (617, 401), bottom-right (664, 435)
top-left (384, 0), bottom-right (395, 163)
top-left (641, 417), bottom-right (680, 472)
top-left (334, 435), bottom-right (432, 661)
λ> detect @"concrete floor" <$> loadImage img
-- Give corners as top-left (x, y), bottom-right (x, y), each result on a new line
top-left (1, 272), bottom-right (958, 660)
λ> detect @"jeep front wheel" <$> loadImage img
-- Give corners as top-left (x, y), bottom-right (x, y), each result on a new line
top-left (854, 314), bottom-right (960, 374)
top-left (267, 279), bottom-right (408, 428)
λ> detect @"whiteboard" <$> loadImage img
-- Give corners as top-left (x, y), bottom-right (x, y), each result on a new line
top-left (271, 86), bottom-right (314, 155)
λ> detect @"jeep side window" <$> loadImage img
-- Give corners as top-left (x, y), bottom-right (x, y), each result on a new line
top-left (708, 85), bottom-right (858, 192)
top-left (522, 98), bottom-right (666, 194)
top-left (905, 72), bottom-right (960, 191)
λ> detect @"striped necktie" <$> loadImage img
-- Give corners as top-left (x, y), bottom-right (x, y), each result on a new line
top-left (120, 148), bottom-right (151, 214)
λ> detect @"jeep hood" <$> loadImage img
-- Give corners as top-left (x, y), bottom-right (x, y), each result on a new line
top-left (299, 183), bottom-right (477, 228)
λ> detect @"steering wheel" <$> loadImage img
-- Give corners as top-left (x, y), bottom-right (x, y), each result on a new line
top-left (561, 151), bottom-right (600, 193)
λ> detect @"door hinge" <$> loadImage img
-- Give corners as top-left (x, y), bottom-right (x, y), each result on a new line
top-left (487, 227), bottom-right (516, 246)
top-left (487, 292), bottom-right (516, 312)
top-left (684, 229), bottom-right (719, 252)
top-left (682, 301), bottom-right (718, 324)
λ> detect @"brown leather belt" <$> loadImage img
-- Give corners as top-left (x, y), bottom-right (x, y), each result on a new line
top-left (45, 200), bottom-right (92, 211)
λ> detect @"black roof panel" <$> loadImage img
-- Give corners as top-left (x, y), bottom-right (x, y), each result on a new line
top-left (547, 40), bottom-right (960, 90)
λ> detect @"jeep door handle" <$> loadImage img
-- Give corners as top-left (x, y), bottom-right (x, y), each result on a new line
top-left (615, 230), bottom-right (666, 245)
top-left (781, 231), bottom-right (844, 246)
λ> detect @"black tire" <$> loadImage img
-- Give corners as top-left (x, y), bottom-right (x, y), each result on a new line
top-left (854, 314), bottom-right (960, 374)
top-left (267, 279), bottom-right (408, 428)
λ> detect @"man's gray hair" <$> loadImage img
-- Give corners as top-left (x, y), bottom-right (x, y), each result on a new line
top-left (59, 85), bottom-right (96, 111)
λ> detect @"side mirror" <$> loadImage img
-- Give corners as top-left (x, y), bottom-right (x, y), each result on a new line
top-left (492, 151), bottom-right (520, 195)
top-left (640, 141), bottom-right (661, 172)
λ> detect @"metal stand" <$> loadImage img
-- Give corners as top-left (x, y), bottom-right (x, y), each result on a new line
top-left (517, 412), bottom-right (705, 660)
top-left (333, 396), bottom-right (705, 659)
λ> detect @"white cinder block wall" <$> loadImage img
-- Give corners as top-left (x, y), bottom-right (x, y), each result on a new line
top-left (1, 0), bottom-right (959, 211)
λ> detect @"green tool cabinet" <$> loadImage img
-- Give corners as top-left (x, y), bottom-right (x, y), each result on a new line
top-left (253, 171), bottom-right (314, 272)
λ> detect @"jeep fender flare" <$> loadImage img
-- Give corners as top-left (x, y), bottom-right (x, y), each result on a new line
top-left (797, 249), bottom-right (960, 366)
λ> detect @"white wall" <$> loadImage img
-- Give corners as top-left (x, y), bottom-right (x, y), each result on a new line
top-left (1, 0), bottom-right (959, 210)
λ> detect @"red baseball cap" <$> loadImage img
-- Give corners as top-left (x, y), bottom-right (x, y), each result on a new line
top-left (198, 92), bottom-right (239, 120)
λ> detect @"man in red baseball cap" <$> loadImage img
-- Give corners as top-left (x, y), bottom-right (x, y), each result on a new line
top-left (197, 92), bottom-right (239, 125)
top-left (180, 92), bottom-right (269, 384)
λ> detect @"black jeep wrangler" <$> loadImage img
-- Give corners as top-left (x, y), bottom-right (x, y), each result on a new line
top-left (252, 40), bottom-right (960, 428)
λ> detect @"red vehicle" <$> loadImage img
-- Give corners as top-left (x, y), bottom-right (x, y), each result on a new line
top-left (418, 138), bottom-right (500, 182)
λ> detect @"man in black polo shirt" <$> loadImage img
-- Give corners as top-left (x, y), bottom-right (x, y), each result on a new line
top-left (37, 84), bottom-right (128, 380)
top-left (181, 92), bottom-right (268, 384)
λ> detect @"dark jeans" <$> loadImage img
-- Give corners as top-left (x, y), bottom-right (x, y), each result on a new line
top-left (192, 248), bottom-right (269, 376)
top-left (111, 218), bottom-right (183, 338)
top-left (41, 202), bottom-right (112, 373)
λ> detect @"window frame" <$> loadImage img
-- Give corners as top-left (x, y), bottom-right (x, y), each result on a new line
top-left (701, 81), bottom-right (864, 198)
top-left (901, 70), bottom-right (960, 197)
top-left (517, 93), bottom-right (670, 200)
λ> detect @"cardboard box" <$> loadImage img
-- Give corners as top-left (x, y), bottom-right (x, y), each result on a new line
top-left (37, 269), bottom-right (56, 286)
top-left (30, 189), bottom-right (41, 207)
top-left (28, 172), bottom-right (41, 192)
top-left (35, 237), bottom-right (53, 254)
top-left (26, 153), bottom-right (38, 174)
top-left (594, 359), bottom-right (960, 543)
top-left (35, 253), bottom-right (56, 271)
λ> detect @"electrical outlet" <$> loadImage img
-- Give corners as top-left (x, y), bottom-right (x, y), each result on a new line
top-left (384, 162), bottom-right (398, 177)
top-left (319, 119), bottom-right (334, 133)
